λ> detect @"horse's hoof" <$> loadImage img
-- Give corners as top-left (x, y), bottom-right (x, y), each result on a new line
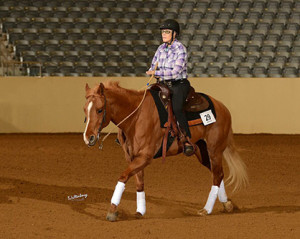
top-left (222, 200), bottom-right (234, 213)
top-left (106, 212), bottom-right (118, 222)
top-left (135, 212), bottom-right (143, 219)
top-left (197, 208), bottom-right (208, 216)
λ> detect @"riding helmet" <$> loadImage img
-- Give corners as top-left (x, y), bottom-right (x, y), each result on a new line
top-left (160, 19), bottom-right (180, 36)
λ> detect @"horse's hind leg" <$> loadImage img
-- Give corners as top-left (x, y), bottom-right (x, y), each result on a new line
top-left (195, 139), bottom-right (211, 170)
top-left (197, 149), bottom-right (224, 216)
top-left (195, 140), bottom-right (233, 214)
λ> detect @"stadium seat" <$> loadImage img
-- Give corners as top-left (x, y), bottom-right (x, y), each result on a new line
top-left (89, 18), bottom-right (103, 29)
top-left (81, 7), bottom-right (96, 18)
top-left (67, 28), bottom-right (82, 40)
top-left (36, 51), bottom-right (50, 63)
top-left (267, 62), bottom-right (283, 77)
top-left (74, 18), bottom-right (89, 30)
top-left (104, 62), bottom-right (119, 76)
top-left (135, 51), bottom-right (149, 63)
top-left (110, 29), bottom-right (125, 41)
top-left (96, 29), bottom-right (110, 41)
top-left (88, 40), bottom-right (104, 51)
top-left (74, 62), bottom-right (89, 74)
top-left (21, 50), bottom-right (36, 62)
top-left (50, 51), bottom-right (65, 62)
top-left (120, 51), bottom-right (135, 62)
top-left (64, 51), bottom-right (79, 62)
top-left (59, 61), bottom-right (74, 75)
top-left (252, 62), bottom-right (269, 77)
top-left (237, 62), bottom-right (253, 77)
top-left (207, 62), bottom-right (223, 77)
top-left (93, 51), bottom-right (106, 62)
top-left (106, 51), bottom-right (121, 62)
top-left (202, 40), bottom-right (218, 51)
top-left (78, 51), bottom-right (93, 62)
top-left (38, 28), bottom-right (53, 40)
top-left (282, 62), bottom-right (299, 77)
top-left (119, 62), bottom-right (135, 76)
top-left (217, 51), bottom-right (232, 63)
top-left (133, 62), bottom-right (148, 76)
top-left (60, 39), bottom-right (74, 51)
top-left (118, 18), bottom-right (132, 30)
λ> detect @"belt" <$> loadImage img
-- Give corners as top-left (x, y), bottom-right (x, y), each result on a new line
top-left (161, 78), bottom-right (187, 87)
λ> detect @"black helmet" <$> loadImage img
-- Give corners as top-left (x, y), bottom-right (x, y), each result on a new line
top-left (160, 19), bottom-right (180, 36)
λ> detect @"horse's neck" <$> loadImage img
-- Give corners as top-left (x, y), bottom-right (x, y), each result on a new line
top-left (107, 88), bottom-right (143, 130)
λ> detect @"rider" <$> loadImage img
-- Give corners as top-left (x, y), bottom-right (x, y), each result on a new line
top-left (146, 19), bottom-right (194, 156)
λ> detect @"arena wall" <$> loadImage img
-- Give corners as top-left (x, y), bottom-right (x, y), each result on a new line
top-left (0, 77), bottom-right (299, 134)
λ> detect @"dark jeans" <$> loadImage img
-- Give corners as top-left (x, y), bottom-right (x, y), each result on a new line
top-left (171, 79), bottom-right (191, 138)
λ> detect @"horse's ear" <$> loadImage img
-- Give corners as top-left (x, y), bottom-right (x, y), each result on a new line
top-left (85, 83), bottom-right (90, 91)
top-left (98, 83), bottom-right (105, 95)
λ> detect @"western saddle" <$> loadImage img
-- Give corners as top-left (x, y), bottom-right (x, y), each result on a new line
top-left (149, 83), bottom-right (209, 160)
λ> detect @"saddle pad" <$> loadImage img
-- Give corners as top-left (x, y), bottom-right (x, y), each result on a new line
top-left (149, 89), bottom-right (216, 128)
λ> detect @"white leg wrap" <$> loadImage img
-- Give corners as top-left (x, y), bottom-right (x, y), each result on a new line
top-left (218, 180), bottom-right (228, 203)
top-left (204, 185), bottom-right (219, 214)
top-left (136, 191), bottom-right (146, 215)
top-left (111, 181), bottom-right (125, 206)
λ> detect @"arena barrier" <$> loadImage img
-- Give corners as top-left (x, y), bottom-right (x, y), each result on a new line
top-left (0, 76), bottom-right (299, 134)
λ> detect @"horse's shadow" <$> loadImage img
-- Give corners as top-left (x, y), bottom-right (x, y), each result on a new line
top-left (0, 177), bottom-right (299, 221)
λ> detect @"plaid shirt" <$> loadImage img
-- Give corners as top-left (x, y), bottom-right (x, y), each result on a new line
top-left (149, 39), bottom-right (188, 81)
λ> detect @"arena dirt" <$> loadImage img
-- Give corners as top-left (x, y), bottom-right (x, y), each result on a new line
top-left (0, 134), bottom-right (299, 238)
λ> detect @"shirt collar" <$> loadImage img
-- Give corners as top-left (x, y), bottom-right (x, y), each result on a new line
top-left (162, 39), bottom-right (179, 50)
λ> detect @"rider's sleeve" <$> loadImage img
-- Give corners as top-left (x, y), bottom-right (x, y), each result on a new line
top-left (148, 47), bottom-right (160, 71)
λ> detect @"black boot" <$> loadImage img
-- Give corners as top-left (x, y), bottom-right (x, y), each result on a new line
top-left (184, 142), bottom-right (194, 156)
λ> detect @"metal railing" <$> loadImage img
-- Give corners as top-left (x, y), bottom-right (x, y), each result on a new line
top-left (0, 60), bottom-right (42, 77)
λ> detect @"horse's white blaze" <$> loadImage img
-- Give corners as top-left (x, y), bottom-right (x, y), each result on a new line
top-left (83, 101), bottom-right (93, 145)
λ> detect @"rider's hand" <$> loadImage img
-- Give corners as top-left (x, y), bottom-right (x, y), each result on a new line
top-left (146, 70), bottom-right (155, 75)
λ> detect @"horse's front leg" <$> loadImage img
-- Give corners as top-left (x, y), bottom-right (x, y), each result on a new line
top-left (106, 155), bottom-right (149, 222)
top-left (134, 170), bottom-right (146, 218)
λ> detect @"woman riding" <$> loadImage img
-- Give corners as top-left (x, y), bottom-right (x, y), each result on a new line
top-left (146, 19), bottom-right (194, 155)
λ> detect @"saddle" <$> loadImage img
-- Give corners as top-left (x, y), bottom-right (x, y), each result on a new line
top-left (149, 83), bottom-right (209, 113)
top-left (149, 83), bottom-right (211, 161)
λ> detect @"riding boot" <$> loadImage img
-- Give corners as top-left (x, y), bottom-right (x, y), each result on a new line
top-left (178, 127), bottom-right (195, 156)
top-left (184, 137), bottom-right (195, 156)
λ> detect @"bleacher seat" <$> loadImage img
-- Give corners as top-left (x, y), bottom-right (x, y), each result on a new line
top-left (0, 0), bottom-right (299, 77)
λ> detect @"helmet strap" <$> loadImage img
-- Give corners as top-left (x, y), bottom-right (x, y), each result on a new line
top-left (167, 30), bottom-right (174, 47)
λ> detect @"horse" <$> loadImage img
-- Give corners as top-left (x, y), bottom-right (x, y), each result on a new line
top-left (83, 81), bottom-right (248, 222)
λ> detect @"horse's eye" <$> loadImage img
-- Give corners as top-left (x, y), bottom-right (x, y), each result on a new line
top-left (97, 109), bottom-right (103, 114)
top-left (84, 117), bottom-right (87, 123)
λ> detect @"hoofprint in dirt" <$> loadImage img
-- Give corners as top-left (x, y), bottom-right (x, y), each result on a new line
top-left (0, 134), bottom-right (299, 239)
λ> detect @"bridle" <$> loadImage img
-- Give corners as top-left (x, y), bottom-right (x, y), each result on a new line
top-left (84, 92), bottom-right (107, 149)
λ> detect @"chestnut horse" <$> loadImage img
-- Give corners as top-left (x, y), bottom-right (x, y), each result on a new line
top-left (83, 81), bottom-right (248, 221)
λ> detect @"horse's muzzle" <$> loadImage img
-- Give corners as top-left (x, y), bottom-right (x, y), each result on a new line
top-left (88, 135), bottom-right (97, 146)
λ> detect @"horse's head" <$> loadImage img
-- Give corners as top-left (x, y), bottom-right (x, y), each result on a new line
top-left (83, 83), bottom-right (110, 146)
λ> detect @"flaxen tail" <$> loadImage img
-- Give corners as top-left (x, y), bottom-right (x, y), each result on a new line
top-left (223, 129), bottom-right (249, 192)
